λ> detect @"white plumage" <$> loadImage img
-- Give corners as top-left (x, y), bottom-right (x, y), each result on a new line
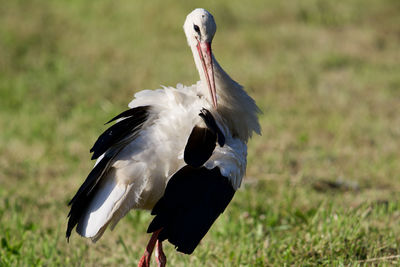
top-left (78, 81), bottom-right (249, 241)
top-left (67, 8), bottom-right (260, 266)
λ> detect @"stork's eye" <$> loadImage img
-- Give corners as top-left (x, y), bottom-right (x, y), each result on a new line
top-left (193, 24), bottom-right (200, 34)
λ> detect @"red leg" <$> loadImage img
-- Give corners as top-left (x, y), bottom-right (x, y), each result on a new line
top-left (138, 229), bottom-right (162, 267)
top-left (155, 240), bottom-right (167, 267)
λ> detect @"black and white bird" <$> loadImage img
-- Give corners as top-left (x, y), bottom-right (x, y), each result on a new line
top-left (66, 8), bottom-right (261, 267)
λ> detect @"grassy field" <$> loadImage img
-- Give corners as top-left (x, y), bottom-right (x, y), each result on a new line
top-left (1, 0), bottom-right (400, 266)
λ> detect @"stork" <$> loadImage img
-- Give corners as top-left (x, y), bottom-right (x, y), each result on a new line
top-left (66, 8), bottom-right (261, 267)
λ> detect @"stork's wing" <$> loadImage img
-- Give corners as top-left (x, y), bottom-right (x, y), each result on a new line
top-left (148, 108), bottom-right (234, 254)
top-left (90, 106), bottom-right (150, 160)
top-left (184, 108), bottom-right (225, 168)
top-left (66, 105), bottom-right (151, 240)
top-left (147, 165), bottom-right (235, 254)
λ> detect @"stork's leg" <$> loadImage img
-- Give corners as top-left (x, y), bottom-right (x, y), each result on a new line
top-left (155, 240), bottom-right (167, 267)
top-left (138, 229), bottom-right (161, 267)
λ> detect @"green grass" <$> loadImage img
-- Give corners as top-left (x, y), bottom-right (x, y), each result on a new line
top-left (1, 0), bottom-right (400, 265)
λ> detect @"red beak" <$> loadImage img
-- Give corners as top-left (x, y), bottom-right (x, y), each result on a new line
top-left (196, 41), bottom-right (217, 108)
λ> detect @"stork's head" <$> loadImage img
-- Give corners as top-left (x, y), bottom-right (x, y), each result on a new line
top-left (184, 9), bottom-right (218, 108)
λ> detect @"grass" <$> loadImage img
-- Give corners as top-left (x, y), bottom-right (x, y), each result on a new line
top-left (1, 0), bottom-right (400, 265)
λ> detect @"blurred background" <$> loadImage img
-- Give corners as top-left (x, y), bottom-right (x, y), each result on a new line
top-left (1, 0), bottom-right (399, 265)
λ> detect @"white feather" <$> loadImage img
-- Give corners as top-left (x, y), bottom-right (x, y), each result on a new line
top-left (76, 8), bottom-right (260, 242)
top-left (76, 178), bottom-right (127, 238)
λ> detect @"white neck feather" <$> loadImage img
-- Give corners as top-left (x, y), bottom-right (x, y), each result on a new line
top-left (191, 46), bottom-right (261, 141)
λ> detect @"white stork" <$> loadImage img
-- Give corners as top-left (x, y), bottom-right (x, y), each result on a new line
top-left (66, 8), bottom-right (261, 267)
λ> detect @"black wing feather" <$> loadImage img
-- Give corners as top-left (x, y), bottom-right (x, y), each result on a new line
top-left (183, 108), bottom-right (225, 168)
top-left (184, 126), bottom-right (216, 168)
top-left (105, 106), bottom-right (148, 124)
top-left (199, 108), bottom-right (225, 146)
top-left (66, 154), bottom-right (112, 240)
top-left (90, 106), bottom-right (150, 160)
top-left (147, 166), bottom-right (235, 254)
top-left (66, 105), bottom-right (151, 240)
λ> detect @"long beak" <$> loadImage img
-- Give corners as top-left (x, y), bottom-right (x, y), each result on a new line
top-left (196, 41), bottom-right (217, 108)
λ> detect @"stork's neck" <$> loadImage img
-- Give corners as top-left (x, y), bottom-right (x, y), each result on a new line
top-left (191, 46), bottom-right (261, 141)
